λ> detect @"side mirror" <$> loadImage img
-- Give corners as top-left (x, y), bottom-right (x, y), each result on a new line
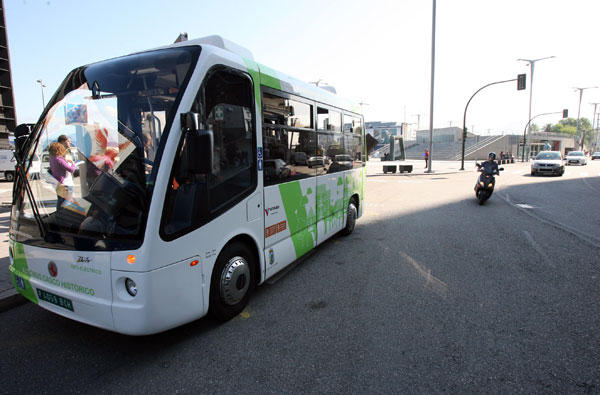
top-left (181, 112), bottom-right (201, 134)
top-left (181, 112), bottom-right (213, 174)
top-left (14, 123), bottom-right (33, 161)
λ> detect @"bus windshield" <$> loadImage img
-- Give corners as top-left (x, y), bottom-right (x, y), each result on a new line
top-left (11, 46), bottom-right (200, 250)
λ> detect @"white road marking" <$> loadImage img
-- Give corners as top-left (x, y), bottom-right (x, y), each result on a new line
top-left (516, 203), bottom-right (536, 209)
top-left (522, 230), bottom-right (555, 268)
top-left (398, 250), bottom-right (448, 299)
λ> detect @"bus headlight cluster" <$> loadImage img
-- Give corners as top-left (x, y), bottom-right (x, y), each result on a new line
top-left (125, 278), bottom-right (137, 297)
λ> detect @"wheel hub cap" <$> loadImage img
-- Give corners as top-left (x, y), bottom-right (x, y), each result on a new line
top-left (220, 256), bottom-right (250, 306)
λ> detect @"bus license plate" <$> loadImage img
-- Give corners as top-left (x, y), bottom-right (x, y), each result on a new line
top-left (14, 274), bottom-right (26, 290)
top-left (36, 289), bottom-right (74, 312)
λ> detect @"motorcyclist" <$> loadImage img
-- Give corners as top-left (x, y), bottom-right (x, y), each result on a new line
top-left (474, 152), bottom-right (500, 198)
top-left (477, 152), bottom-right (499, 175)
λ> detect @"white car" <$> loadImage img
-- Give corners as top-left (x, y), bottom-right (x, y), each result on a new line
top-left (531, 151), bottom-right (564, 176)
top-left (264, 159), bottom-right (291, 181)
top-left (565, 151), bottom-right (586, 166)
top-left (28, 154), bottom-right (41, 179)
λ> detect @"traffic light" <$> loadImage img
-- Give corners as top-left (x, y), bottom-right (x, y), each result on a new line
top-left (517, 74), bottom-right (526, 90)
top-left (562, 109), bottom-right (568, 118)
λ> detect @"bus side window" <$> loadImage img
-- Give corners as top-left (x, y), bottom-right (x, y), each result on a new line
top-left (161, 67), bottom-right (256, 239)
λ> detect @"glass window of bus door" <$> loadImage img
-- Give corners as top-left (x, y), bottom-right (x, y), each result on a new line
top-left (262, 91), bottom-right (315, 186)
top-left (161, 66), bottom-right (256, 239)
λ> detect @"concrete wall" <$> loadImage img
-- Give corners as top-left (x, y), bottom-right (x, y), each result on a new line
top-left (464, 136), bottom-right (516, 161)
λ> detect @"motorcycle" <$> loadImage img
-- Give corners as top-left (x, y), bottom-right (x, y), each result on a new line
top-left (474, 162), bottom-right (504, 205)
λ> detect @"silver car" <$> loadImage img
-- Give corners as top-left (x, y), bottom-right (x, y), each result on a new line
top-left (531, 151), bottom-right (564, 176)
top-left (565, 151), bottom-right (587, 166)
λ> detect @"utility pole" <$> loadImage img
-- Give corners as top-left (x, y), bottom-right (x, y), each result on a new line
top-left (412, 114), bottom-right (421, 132)
top-left (574, 87), bottom-right (597, 150)
top-left (518, 56), bottom-right (555, 160)
top-left (591, 103), bottom-right (600, 151)
top-left (358, 101), bottom-right (369, 115)
top-left (36, 79), bottom-right (46, 111)
top-left (597, 112), bottom-right (600, 151)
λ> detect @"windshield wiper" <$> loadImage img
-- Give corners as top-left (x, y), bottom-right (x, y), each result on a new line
top-left (13, 150), bottom-right (48, 239)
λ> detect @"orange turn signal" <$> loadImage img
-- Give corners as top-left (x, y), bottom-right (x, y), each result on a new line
top-left (190, 260), bottom-right (199, 267)
top-left (127, 255), bottom-right (136, 264)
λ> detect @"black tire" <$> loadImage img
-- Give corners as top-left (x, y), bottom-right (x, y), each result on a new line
top-left (209, 242), bottom-right (255, 322)
top-left (5, 172), bottom-right (14, 182)
top-left (477, 190), bottom-right (485, 205)
top-left (341, 198), bottom-right (358, 236)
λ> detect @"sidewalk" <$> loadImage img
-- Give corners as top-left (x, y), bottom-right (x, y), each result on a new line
top-left (366, 158), bottom-right (481, 176)
top-left (0, 205), bottom-right (24, 312)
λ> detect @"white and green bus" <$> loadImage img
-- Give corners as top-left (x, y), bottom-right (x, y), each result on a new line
top-left (9, 36), bottom-right (365, 335)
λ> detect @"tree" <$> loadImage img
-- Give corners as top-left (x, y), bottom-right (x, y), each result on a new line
top-left (530, 123), bottom-right (539, 132)
top-left (551, 117), bottom-right (590, 135)
top-left (549, 117), bottom-right (593, 148)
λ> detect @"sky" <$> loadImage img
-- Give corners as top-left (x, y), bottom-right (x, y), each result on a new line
top-left (5, 0), bottom-right (600, 136)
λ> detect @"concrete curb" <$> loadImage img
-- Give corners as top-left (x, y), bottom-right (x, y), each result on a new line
top-left (367, 169), bottom-right (474, 177)
top-left (0, 291), bottom-right (26, 313)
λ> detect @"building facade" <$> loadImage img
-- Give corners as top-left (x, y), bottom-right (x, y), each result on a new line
top-left (0, 0), bottom-right (15, 149)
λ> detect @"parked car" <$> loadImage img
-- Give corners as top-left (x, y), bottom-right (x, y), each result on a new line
top-left (29, 154), bottom-right (41, 179)
top-left (565, 151), bottom-right (587, 166)
top-left (531, 151), bottom-right (564, 176)
top-left (307, 156), bottom-right (325, 168)
top-left (334, 154), bottom-right (353, 169)
top-left (591, 152), bottom-right (600, 160)
top-left (264, 159), bottom-right (291, 181)
top-left (291, 151), bottom-right (308, 165)
top-left (0, 149), bottom-right (16, 181)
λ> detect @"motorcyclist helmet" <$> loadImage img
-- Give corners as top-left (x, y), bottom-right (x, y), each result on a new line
top-left (488, 152), bottom-right (496, 161)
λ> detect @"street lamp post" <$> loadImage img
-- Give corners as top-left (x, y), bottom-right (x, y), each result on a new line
top-left (36, 79), bottom-right (46, 111)
top-left (517, 56), bottom-right (555, 161)
top-left (522, 111), bottom-right (562, 143)
top-left (426, 0), bottom-right (436, 173)
top-left (461, 77), bottom-right (517, 170)
top-left (574, 87), bottom-right (597, 150)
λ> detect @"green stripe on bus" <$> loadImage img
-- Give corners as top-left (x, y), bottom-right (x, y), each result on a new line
top-left (278, 181), bottom-right (316, 258)
top-left (243, 58), bottom-right (262, 109)
top-left (316, 176), bottom-right (345, 233)
top-left (258, 63), bottom-right (282, 91)
top-left (10, 242), bottom-right (38, 304)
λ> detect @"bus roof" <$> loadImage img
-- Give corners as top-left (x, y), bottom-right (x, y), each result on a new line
top-left (162, 35), bottom-right (362, 115)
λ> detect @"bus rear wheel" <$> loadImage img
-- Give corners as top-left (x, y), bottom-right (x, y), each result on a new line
top-left (209, 242), bottom-right (255, 321)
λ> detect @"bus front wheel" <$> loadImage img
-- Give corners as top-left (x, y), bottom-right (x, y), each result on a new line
top-left (209, 242), bottom-right (255, 321)
top-left (341, 198), bottom-right (357, 236)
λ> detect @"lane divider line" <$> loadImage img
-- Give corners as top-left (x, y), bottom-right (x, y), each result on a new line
top-left (499, 192), bottom-right (600, 250)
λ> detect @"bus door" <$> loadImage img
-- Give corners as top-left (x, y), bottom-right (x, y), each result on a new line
top-left (261, 91), bottom-right (317, 276)
top-left (315, 108), bottom-right (345, 244)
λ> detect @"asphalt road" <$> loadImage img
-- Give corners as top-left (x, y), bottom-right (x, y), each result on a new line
top-left (1, 161), bottom-right (600, 393)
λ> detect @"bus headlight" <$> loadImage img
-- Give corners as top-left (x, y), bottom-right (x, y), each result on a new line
top-left (125, 278), bottom-right (137, 297)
